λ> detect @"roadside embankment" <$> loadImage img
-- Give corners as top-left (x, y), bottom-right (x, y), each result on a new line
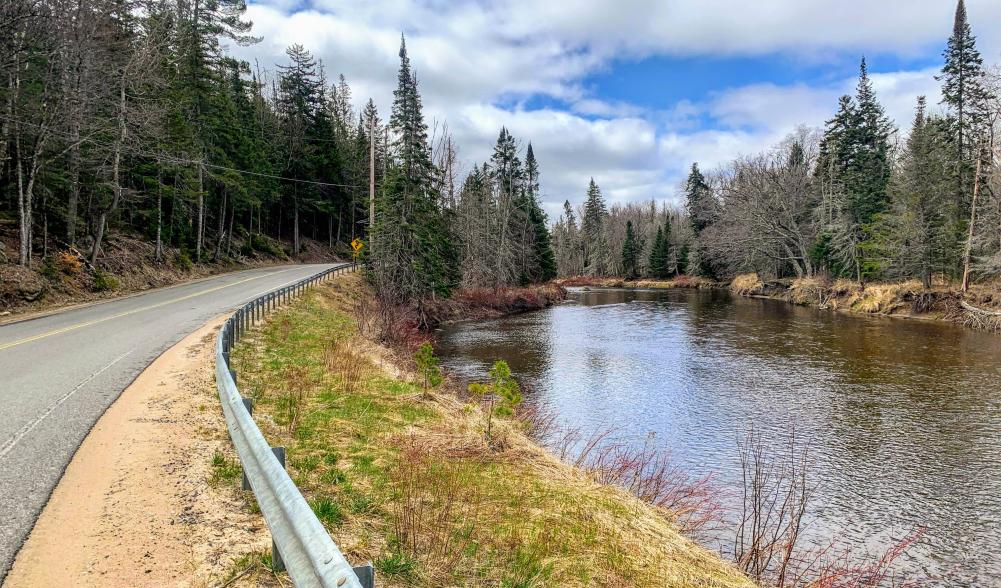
top-left (4, 317), bottom-right (267, 587)
top-left (0, 231), bottom-right (341, 321)
top-left (228, 274), bottom-right (754, 587)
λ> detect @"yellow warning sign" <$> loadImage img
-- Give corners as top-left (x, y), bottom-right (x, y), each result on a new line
top-left (351, 238), bottom-right (364, 254)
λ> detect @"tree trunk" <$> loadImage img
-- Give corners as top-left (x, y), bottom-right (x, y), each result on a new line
top-left (961, 155), bottom-right (983, 292)
top-left (67, 127), bottom-right (81, 246)
top-left (214, 186), bottom-right (226, 261)
top-left (196, 160), bottom-right (204, 261)
top-left (155, 167), bottom-right (163, 262)
top-left (90, 81), bottom-right (127, 265)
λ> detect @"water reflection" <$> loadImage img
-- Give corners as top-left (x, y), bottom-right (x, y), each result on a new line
top-left (436, 287), bottom-right (1001, 584)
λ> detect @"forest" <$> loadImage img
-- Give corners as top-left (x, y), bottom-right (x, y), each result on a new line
top-left (0, 0), bottom-right (555, 308)
top-left (553, 1), bottom-right (1001, 292)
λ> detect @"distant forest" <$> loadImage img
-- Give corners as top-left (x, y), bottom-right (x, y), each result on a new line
top-left (3, 0), bottom-right (998, 308)
top-left (554, 1), bottom-right (1001, 291)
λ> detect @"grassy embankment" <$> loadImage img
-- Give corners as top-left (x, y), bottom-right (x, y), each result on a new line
top-left (223, 273), bottom-right (753, 587)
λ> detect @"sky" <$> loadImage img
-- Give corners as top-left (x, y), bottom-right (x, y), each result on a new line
top-left (230, 0), bottom-right (1001, 217)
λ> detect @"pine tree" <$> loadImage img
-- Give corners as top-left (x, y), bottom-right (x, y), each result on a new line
top-left (684, 163), bottom-right (716, 276)
top-left (373, 35), bottom-right (459, 306)
top-left (938, 0), bottom-right (990, 209)
top-left (582, 178), bottom-right (609, 275)
top-left (621, 220), bottom-right (640, 279)
top-left (524, 144), bottom-right (557, 282)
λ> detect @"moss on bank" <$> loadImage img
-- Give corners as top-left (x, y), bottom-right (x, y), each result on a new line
top-left (229, 273), bottom-right (753, 588)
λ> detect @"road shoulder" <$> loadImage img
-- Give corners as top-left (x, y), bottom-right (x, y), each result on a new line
top-left (4, 316), bottom-right (266, 587)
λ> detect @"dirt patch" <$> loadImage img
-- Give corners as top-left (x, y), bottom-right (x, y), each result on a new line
top-left (4, 317), bottom-right (268, 588)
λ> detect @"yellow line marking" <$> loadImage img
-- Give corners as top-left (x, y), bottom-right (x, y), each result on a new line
top-left (0, 269), bottom-right (298, 352)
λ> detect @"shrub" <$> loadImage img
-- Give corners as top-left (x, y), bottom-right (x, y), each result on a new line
top-left (468, 359), bottom-right (522, 442)
top-left (176, 249), bottom-right (193, 271)
top-left (414, 342), bottom-right (443, 395)
top-left (92, 268), bottom-right (119, 292)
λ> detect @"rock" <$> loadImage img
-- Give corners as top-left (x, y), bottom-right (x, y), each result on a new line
top-left (0, 264), bottom-right (47, 304)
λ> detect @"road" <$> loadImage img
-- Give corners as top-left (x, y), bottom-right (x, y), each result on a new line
top-left (0, 263), bottom-right (341, 581)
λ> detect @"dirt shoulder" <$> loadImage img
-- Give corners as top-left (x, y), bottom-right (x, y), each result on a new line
top-left (4, 316), bottom-right (266, 588)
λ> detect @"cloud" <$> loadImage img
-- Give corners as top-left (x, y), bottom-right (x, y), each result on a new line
top-left (233, 0), bottom-right (993, 215)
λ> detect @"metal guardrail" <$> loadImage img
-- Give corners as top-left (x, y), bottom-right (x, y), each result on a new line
top-left (215, 262), bottom-right (370, 588)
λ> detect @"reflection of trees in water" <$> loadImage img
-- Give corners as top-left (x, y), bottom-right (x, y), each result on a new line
top-left (438, 287), bottom-right (1001, 583)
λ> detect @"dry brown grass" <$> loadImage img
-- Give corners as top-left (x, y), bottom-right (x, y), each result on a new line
top-left (730, 273), bottom-right (764, 296)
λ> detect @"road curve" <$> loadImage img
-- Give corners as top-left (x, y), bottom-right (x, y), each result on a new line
top-left (0, 263), bottom-right (341, 581)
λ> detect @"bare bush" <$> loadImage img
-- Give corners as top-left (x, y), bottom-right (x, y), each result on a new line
top-left (548, 427), bottom-right (725, 537)
top-left (389, 437), bottom-right (480, 583)
top-left (734, 429), bottom-right (923, 587)
top-left (323, 337), bottom-right (365, 395)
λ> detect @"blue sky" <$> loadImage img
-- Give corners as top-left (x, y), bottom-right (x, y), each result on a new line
top-left (233, 0), bottom-right (1001, 216)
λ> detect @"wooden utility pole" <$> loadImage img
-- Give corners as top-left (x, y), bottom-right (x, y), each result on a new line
top-left (369, 114), bottom-right (375, 253)
top-left (961, 154), bottom-right (983, 292)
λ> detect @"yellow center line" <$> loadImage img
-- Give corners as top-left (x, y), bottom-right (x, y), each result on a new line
top-left (0, 268), bottom-right (299, 352)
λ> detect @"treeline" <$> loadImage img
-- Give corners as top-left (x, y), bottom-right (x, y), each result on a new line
top-left (1, 0), bottom-right (374, 268)
top-left (553, 0), bottom-right (1001, 290)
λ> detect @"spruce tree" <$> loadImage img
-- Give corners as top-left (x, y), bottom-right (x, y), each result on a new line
top-left (373, 35), bottom-right (459, 305)
top-left (582, 178), bottom-right (609, 275)
top-left (648, 226), bottom-right (665, 278)
top-left (524, 144), bottom-right (557, 282)
top-left (621, 220), bottom-right (640, 279)
top-left (684, 163), bottom-right (716, 276)
top-left (938, 0), bottom-right (990, 209)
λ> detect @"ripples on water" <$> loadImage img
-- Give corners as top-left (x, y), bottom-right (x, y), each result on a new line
top-left (436, 287), bottom-right (1001, 584)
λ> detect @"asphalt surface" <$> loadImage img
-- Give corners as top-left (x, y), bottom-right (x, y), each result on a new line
top-left (0, 263), bottom-right (341, 582)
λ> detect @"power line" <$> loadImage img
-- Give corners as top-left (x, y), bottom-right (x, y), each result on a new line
top-left (0, 113), bottom-right (366, 189)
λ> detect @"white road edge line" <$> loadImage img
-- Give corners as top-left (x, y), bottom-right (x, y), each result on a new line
top-left (0, 349), bottom-right (135, 460)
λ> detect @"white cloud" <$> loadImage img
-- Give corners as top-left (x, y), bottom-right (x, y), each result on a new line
top-left (233, 0), bottom-right (995, 214)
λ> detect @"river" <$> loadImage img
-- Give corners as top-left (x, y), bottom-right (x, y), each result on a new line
top-left (436, 287), bottom-right (1001, 585)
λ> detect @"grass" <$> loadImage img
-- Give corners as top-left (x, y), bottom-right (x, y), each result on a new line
top-left (230, 273), bottom-right (753, 588)
top-left (210, 451), bottom-right (242, 486)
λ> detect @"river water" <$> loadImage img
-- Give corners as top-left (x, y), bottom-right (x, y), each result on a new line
top-left (436, 287), bottom-right (1001, 585)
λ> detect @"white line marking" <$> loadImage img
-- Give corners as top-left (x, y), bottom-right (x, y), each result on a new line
top-left (0, 350), bottom-right (134, 460)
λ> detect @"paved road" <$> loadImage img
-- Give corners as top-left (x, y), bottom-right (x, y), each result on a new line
top-left (0, 263), bottom-right (341, 581)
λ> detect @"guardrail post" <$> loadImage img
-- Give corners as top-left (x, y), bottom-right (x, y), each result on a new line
top-left (230, 369), bottom-right (237, 384)
top-left (270, 445), bottom-right (287, 572)
top-left (353, 563), bottom-right (375, 588)
top-left (272, 538), bottom-right (285, 573)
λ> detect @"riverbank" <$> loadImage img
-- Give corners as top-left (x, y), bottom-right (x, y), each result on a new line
top-left (558, 274), bottom-right (1001, 331)
top-left (228, 274), bottom-right (753, 587)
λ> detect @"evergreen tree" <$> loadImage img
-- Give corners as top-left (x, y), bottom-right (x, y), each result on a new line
top-left (621, 220), bottom-right (640, 279)
top-left (647, 222), bottom-right (672, 278)
top-left (938, 0), bottom-right (990, 209)
top-left (373, 35), bottom-right (459, 306)
top-left (524, 144), bottom-right (557, 282)
top-left (875, 96), bottom-right (954, 287)
top-left (685, 163), bottom-right (714, 236)
top-left (685, 163), bottom-right (716, 276)
top-left (582, 178), bottom-right (609, 275)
